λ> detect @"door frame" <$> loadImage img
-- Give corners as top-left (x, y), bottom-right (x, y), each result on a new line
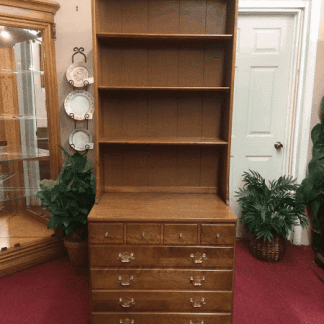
top-left (237, 0), bottom-right (322, 184)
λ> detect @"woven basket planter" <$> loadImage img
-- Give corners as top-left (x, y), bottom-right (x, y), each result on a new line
top-left (249, 235), bottom-right (286, 262)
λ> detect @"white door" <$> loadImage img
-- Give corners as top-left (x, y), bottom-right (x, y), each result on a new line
top-left (230, 13), bottom-right (297, 237)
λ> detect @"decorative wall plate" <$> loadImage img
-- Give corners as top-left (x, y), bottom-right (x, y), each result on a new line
top-left (64, 90), bottom-right (94, 120)
top-left (66, 62), bottom-right (92, 87)
top-left (68, 129), bottom-right (92, 151)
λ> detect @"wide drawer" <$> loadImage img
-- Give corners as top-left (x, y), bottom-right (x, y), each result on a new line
top-left (200, 224), bottom-right (236, 245)
top-left (126, 223), bottom-right (162, 244)
top-left (92, 291), bottom-right (232, 312)
top-left (90, 246), bottom-right (234, 268)
top-left (92, 312), bottom-right (232, 324)
top-left (89, 223), bottom-right (124, 244)
top-left (91, 269), bottom-right (233, 290)
top-left (164, 224), bottom-right (198, 245)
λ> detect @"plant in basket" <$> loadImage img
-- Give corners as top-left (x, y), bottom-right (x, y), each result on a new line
top-left (36, 147), bottom-right (96, 266)
top-left (235, 170), bottom-right (308, 262)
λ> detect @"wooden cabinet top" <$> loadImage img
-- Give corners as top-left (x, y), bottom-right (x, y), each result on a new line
top-left (88, 193), bottom-right (237, 223)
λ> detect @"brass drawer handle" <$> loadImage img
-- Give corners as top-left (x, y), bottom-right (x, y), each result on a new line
top-left (189, 320), bottom-right (205, 324)
top-left (117, 252), bottom-right (135, 263)
top-left (179, 233), bottom-right (183, 238)
top-left (190, 297), bottom-right (206, 308)
top-left (120, 319), bottom-right (135, 324)
top-left (190, 252), bottom-right (207, 264)
top-left (189, 276), bottom-right (206, 286)
top-left (216, 233), bottom-right (220, 238)
top-left (142, 233), bottom-right (145, 238)
top-left (119, 297), bottom-right (135, 308)
top-left (118, 275), bottom-right (134, 286)
top-left (104, 232), bottom-right (109, 238)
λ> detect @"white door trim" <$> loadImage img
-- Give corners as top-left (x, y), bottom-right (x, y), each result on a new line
top-left (237, 0), bottom-right (321, 184)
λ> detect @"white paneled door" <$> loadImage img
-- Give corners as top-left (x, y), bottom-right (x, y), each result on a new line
top-left (230, 13), bottom-right (297, 235)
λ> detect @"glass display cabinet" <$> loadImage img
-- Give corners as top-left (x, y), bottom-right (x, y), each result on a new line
top-left (0, 0), bottom-right (63, 276)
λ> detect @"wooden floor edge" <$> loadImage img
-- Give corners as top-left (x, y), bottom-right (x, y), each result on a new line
top-left (0, 238), bottom-right (65, 277)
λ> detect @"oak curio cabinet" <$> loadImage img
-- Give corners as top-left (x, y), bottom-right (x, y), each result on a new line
top-left (89, 0), bottom-right (238, 322)
top-left (0, 0), bottom-right (63, 276)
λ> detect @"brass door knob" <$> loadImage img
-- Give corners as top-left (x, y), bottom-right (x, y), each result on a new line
top-left (274, 142), bottom-right (283, 150)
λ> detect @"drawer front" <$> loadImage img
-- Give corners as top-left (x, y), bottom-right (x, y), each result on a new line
top-left (91, 269), bottom-right (233, 290)
top-left (90, 246), bottom-right (234, 269)
top-left (92, 291), bottom-right (232, 312)
top-left (201, 224), bottom-right (236, 245)
top-left (92, 312), bottom-right (232, 324)
top-left (164, 224), bottom-right (198, 245)
top-left (89, 223), bottom-right (123, 244)
top-left (126, 223), bottom-right (162, 244)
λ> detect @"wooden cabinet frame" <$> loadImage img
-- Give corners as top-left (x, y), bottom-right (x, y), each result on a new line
top-left (0, 0), bottom-right (64, 277)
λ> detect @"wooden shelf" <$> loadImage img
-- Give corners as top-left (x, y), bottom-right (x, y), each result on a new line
top-left (97, 32), bottom-right (233, 42)
top-left (98, 86), bottom-right (230, 92)
top-left (89, 192), bottom-right (237, 223)
top-left (99, 137), bottom-right (228, 145)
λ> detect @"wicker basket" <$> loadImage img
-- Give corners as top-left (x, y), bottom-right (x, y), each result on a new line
top-left (249, 235), bottom-right (286, 262)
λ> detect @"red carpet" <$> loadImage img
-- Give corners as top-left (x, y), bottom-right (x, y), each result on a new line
top-left (0, 241), bottom-right (323, 324)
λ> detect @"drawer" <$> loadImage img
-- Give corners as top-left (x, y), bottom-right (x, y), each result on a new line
top-left (201, 224), bottom-right (236, 245)
top-left (90, 246), bottom-right (234, 268)
top-left (91, 269), bottom-right (233, 290)
top-left (88, 223), bottom-right (123, 244)
top-left (126, 223), bottom-right (162, 244)
top-left (164, 224), bottom-right (198, 245)
top-left (92, 312), bottom-right (232, 324)
top-left (92, 291), bottom-right (232, 312)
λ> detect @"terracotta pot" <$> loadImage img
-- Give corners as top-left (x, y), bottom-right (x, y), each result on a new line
top-left (64, 237), bottom-right (88, 267)
top-left (249, 234), bottom-right (286, 262)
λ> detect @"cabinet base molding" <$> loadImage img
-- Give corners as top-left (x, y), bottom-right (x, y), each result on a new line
top-left (0, 236), bottom-right (65, 277)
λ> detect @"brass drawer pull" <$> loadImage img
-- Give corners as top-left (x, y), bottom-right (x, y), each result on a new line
top-left (189, 320), bottom-right (205, 324)
top-left (120, 319), bottom-right (135, 324)
top-left (119, 297), bottom-right (135, 308)
top-left (179, 233), bottom-right (183, 238)
top-left (216, 233), bottom-right (220, 238)
top-left (118, 275), bottom-right (134, 286)
top-left (142, 233), bottom-right (145, 238)
top-left (190, 252), bottom-right (207, 264)
top-left (190, 297), bottom-right (206, 308)
top-left (117, 252), bottom-right (135, 263)
top-left (104, 232), bottom-right (109, 238)
top-left (189, 276), bottom-right (206, 286)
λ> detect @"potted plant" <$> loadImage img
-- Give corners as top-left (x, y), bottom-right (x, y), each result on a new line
top-left (36, 147), bottom-right (95, 266)
top-left (296, 97), bottom-right (324, 256)
top-left (235, 170), bottom-right (308, 262)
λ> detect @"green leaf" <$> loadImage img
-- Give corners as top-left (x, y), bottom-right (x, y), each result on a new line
top-left (311, 123), bottom-right (322, 145)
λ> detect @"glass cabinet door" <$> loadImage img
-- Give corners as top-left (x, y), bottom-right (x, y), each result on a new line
top-left (0, 26), bottom-right (55, 249)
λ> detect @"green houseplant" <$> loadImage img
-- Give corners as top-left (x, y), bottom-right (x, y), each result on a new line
top-left (36, 147), bottom-right (95, 266)
top-left (235, 170), bottom-right (308, 261)
top-left (296, 97), bottom-right (324, 254)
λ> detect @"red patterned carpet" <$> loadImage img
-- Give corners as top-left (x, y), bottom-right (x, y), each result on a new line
top-left (0, 241), bottom-right (323, 324)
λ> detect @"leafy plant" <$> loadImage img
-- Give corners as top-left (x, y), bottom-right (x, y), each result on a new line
top-left (36, 147), bottom-right (95, 240)
top-left (296, 97), bottom-right (324, 233)
top-left (235, 170), bottom-right (308, 241)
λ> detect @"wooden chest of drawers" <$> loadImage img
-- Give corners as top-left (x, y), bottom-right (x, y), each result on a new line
top-left (88, 193), bottom-right (237, 324)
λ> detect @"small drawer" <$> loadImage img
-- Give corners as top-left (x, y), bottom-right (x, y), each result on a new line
top-left (89, 223), bottom-right (123, 244)
top-left (164, 224), bottom-right (198, 245)
top-left (201, 224), bottom-right (236, 245)
top-left (126, 223), bottom-right (161, 244)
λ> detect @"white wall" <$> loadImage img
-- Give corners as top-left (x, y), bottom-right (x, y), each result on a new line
top-left (54, 0), bottom-right (94, 167)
